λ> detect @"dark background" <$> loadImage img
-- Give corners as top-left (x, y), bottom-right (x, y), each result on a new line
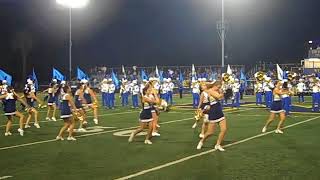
top-left (0, 0), bottom-right (319, 81)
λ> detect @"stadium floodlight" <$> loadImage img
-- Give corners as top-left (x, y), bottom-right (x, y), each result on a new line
top-left (56, 0), bottom-right (89, 9)
top-left (309, 41), bottom-right (313, 44)
top-left (56, 0), bottom-right (90, 80)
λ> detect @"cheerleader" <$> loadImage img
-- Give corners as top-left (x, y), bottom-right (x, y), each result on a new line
top-left (81, 79), bottom-right (99, 125)
top-left (262, 81), bottom-right (287, 134)
top-left (128, 83), bottom-right (157, 144)
top-left (0, 87), bottom-right (27, 136)
top-left (44, 81), bottom-right (58, 121)
top-left (23, 79), bottom-right (42, 128)
top-left (196, 81), bottom-right (227, 151)
top-left (150, 80), bottom-right (161, 137)
top-left (192, 81), bottom-right (210, 130)
top-left (74, 84), bottom-right (87, 132)
top-left (56, 85), bottom-right (78, 141)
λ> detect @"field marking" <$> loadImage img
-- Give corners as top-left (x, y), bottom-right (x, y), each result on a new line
top-left (0, 176), bottom-right (12, 179)
top-left (114, 116), bottom-right (320, 180)
top-left (0, 108), bottom-right (251, 151)
top-left (0, 110), bottom-right (139, 128)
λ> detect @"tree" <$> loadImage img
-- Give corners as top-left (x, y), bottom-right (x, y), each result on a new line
top-left (12, 31), bottom-right (33, 82)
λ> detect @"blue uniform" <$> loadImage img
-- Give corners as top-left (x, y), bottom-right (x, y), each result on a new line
top-left (60, 94), bottom-right (72, 119)
top-left (208, 96), bottom-right (225, 123)
top-left (139, 95), bottom-right (154, 123)
top-left (270, 92), bottom-right (285, 113)
top-left (3, 93), bottom-right (17, 116)
top-left (74, 90), bottom-right (83, 109)
top-left (83, 88), bottom-right (93, 105)
top-left (47, 88), bottom-right (56, 106)
top-left (24, 86), bottom-right (35, 108)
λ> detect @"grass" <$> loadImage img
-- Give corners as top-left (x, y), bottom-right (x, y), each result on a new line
top-left (0, 94), bottom-right (319, 180)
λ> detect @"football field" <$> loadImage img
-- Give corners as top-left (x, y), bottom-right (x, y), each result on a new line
top-left (0, 95), bottom-right (319, 180)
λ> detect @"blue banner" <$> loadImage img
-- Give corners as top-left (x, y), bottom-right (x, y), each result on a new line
top-left (52, 68), bottom-right (65, 81)
top-left (77, 67), bottom-right (89, 80)
top-left (0, 69), bottom-right (12, 86)
top-left (111, 70), bottom-right (120, 89)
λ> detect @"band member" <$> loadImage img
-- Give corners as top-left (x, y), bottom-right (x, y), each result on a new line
top-left (81, 79), bottom-right (99, 124)
top-left (196, 81), bottom-right (227, 151)
top-left (167, 78), bottom-right (174, 105)
top-left (160, 78), bottom-right (168, 101)
top-left (310, 78), bottom-right (319, 112)
top-left (0, 87), bottom-right (27, 136)
top-left (232, 79), bottom-right (241, 108)
top-left (296, 78), bottom-right (306, 103)
top-left (131, 80), bottom-right (140, 108)
top-left (239, 80), bottom-right (245, 100)
top-left (107, 79), bottom-right (116, 109)
top-left (191, 79), bottom-right (200, 108)
top-left (100, 78), bottom-right (109, 108)
top-left (281, 80), bottom-right (293, 116)
top-left (254, 81), bottom-right (264, 106)
top-left (23, 79), bottom-right (42, 129)
top-left (120, 79), bottom-right (130, 106)
top-left (262, 81), bottom-right (287, 134)
top-left (263, 77), bottom-right (274, 108)
top-left (56, 85), bottom-right (78, 141)
top-left (128, 83), bottom-right (157, 144)
top-left (44, 81), bottom-right (58, 121)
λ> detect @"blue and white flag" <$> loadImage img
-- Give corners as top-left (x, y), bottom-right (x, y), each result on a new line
top-left (141, 69), bottom-right (148, 80)
top-left (77, 67), bottom-right (89, 80)
top-left (32, 68), bottom-right (39, 90)
top-left (52, 68), bottom-right (65, 81)
top-left (276, 64), bottom-right (283, 80)
top-left (0, 69), bottom-right (12, 85)
top-left (111, 69), bottom-right (120, 89)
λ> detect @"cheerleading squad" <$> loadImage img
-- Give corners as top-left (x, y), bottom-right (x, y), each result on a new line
top-left (0, 72), bottom-right (309, 150)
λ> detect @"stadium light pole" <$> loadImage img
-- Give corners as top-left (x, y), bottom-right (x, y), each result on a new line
top-left (217, 0), bottom-right (226, 68)
top-left (56, 0), bottom-right (90, 80)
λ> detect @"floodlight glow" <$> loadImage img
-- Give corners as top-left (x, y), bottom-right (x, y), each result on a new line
top-left (309, 41), bottom-right (313, 44)
top-left (56, 0), bottom-right (89, 8)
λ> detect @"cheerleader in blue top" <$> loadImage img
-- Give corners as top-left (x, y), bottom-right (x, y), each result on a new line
top-left (56, 85), bottom-right (78, 141)
top-left (23, 79), bottom-right (43, 129)
top-left (74, 84), bottom-right (87, 132)
top-left (81, 79), bottom-right (99, 125)
top-left (128, 83), bottom-right (159, 145)
top-left (0, 87), bottom-right (28, 136)
top-left (43, 81), bottom-right (58, 121)
top-left (197, 81), bottom-right (227, 151)
top-left (262, 81), bottom-right (287, 134)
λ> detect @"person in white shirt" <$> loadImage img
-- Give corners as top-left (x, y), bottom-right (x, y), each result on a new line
top-left (296, 79), bottom-right (306, 103)
top-left (254, 82), bottom-right (264, 106)
top-left (160, 78), bottom-right (168, 101)
top-left (120, 79), bottom-right (130, 107)
top-left (108, 79), bottom-right (116, 109)
top-left (232, 79), bottom-right (241, 108)
top-left (131, 80), bottom-right (140, 108)
top-left (263, 77), bottom-right (274, 108)
top-left (191, 79), bottom-right (200, 108)
top-left (167, 78), bottom-right (175, 105)
top-left (100, 78), bottom-right (109, 108)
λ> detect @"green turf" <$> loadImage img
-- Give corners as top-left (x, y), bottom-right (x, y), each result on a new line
top-left (0, 94), bottom-right (319, 180)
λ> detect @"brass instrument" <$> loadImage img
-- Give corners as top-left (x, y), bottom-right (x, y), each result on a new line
top-left (287, 71), bottom-right (297, 82)
top-left (254, 71), bottom-right (265, 83)
top-left (222, 73), bottom-right (231, 83)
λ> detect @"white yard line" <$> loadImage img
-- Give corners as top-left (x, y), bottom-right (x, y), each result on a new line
top-left (0, 109), bottom-right (251, 151)
top-left (114, 116), bottom-right (320, 180)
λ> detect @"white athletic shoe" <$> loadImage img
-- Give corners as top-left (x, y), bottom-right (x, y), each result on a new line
top-left (128, 132), bottom-right (134, 142)
top-left (18, 128), bottom-right (24, 136)
top-left (196, 141), bottom-right (203, 150)
top-left (144, 140), bottom-right (153, 145)
top-left (67, 128), bottom-right (70, 132)
top-left (275, 129), bottom-right (284, 134)
top-left (152, 132), bottom-right (161, 137)
top-left (46, 117), bottom-right (51, 121)
top-left (5, 132), bottom-right (12, 136)
top-left (199, 133), bottom-right (204, 139)
top-left (192, 123), bottom-right (197, 129)
top-left (262, 126), bottom-right (267, 133)
top-left (215, 145), bottom-right (225, 152)
top-left (34, 123), bottom-right (40, 129)
top-left (93, 119), bottom-right (99, 125)
top-left (56, 136), bottom-right (64, 141)
top-left (24, 124), bottom-right (31, 129)
top-left (51, 117), bottom-right (57, 122)
top-left (77, 128), bottom-right (87, 132)
top-left (67, 136), bottom-right (77, 141)
top-left (156, 124), bottom-right (160, 128)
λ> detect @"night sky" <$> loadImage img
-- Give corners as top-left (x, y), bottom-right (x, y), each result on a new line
top-left (0, 0), bottom-right (319, 81)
